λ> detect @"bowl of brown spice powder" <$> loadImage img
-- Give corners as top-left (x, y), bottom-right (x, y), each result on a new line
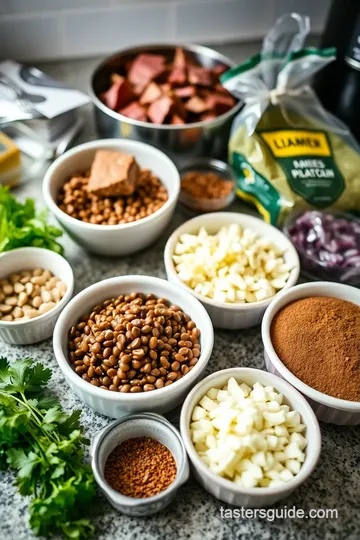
top-left (262, 281), bottom-right (360, 425)
top-left (91, 412), bottom-right (189, 516)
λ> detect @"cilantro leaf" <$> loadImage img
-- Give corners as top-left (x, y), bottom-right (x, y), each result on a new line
top-left (0, 357), bottom-right (97, 538)
top-left (0, 186), bottom-right (64, 255)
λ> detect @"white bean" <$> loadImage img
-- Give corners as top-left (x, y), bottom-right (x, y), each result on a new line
top-left (51, 288), bottom-right (61, 303)
top-left (31, 275), bottom-right (46, 285)
top-left (1, 314), bottom-right (13, 321)
top-left (0, 304), bottom-right (12, 313)
top-left (18, 292), bottom-right (29, 307)
top-left (14, 282), bottom-right (25, 294)
top-left (3, 283), bottom-right (13, 295)
top-left (39, 302), bottom-right (56, 314)
top-left (41, 290), bottom-right (51, 303)
top-left (12, 306), bottom-right (24, 319)
top-left (25, 309), bottom-right (39, 319)
top-left (25, 282), bottom-right (34, 296)
top-left (5, 296), bottom-right (17, 306)
top-left (31, 296), bottom-right (42, 309)
top-left (33, 268), bottom-right (43, 276)
top-left (9, 273), bottom-right (21, 283)
top-left (56, 281), bottom-right (67, 296)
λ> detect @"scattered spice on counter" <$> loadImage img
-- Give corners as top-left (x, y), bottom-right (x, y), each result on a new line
top-left (0, 268), bottom-right (67, 321)
top-left (57, 150), bottom-right (168, 225)
top-left (104, 437), bottom-right (177, 498)
top-left (173, 224), bottom-right (293, 303)
top-left (181, 171), bottom-right (233, 201)
top-left (271, 296), bottom-right (360, 401)
top-left (68, 292), bottom-right (201, 392)
top-left (190, 378), bottom-right (306, 488)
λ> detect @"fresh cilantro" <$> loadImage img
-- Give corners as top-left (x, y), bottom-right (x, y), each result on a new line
top-left (0, 186), bottom-right (64, 254)
top-left (0, 358), bottom-right (96, 538)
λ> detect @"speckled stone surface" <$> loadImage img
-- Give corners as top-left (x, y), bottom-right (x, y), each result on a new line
top-left (1, 47), bottom-right (359, 540)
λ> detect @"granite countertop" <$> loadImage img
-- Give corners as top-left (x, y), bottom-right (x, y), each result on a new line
top-left (1, 45), bottom-right (359, 540)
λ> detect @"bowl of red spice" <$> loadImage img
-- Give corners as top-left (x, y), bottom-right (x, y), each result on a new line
top-left (91, 413), bottom-right (189, 516)
top-left (262, 281), bottom-right (360, 425)
top-left (179, 158), bottom-right (235, 213)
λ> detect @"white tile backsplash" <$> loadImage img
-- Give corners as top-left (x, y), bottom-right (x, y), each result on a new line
top-left (0, 0), bottom-right (331, 61)
top-left (62, 5), bottom-right (172, 58)
top-left (175, 0), bottom-right (273, 42)
top-left (0, 15), bottom-right (61, 60)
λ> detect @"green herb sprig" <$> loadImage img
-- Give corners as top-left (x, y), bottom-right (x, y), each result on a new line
top-left (0, 186), bottom-right (64, 254)
top-left (0, 358), bottom-right (96, 538)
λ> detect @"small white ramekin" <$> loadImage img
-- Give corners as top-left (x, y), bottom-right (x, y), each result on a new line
top-left (262, 282), bottom-right (360, 425)
top-left (53, 275), bottom-right (214, 418)
top-left (43, 139), bottom-right (180, 256)
top-left (91, 413), bottom-right (189, 516)
top-left (180, 367), bottom-right (321, 508)
top-left (0, 247), bottom-right (74, 345)
top-left (164, 212), bottom-right (300, 329)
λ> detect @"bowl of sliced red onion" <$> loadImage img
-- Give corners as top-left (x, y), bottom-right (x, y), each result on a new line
top-left (284, 210), bottom-right (360, 285)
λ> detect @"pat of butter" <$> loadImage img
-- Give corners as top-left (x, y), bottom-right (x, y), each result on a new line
top-left (0, 131), bottom-right (21, 187)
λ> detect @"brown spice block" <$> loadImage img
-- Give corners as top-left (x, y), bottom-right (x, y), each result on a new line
top-left (88, 150), bottom-right (140, 197)
top-left (104, 437), bottom-right (177, 498)
top-left (270, 296), bottom-right (360, 402)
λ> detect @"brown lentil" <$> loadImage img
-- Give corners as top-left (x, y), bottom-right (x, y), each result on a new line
top-left (57, 169), bottom-right (168, 225)
top-left (68, 292), bottom-right (201, 392)
top-left (104, 437), bottom-right (177, 498)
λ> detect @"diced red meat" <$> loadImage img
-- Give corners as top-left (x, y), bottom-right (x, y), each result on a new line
top-left (171, 114), bottom-right (185, 125)
top-left (140, 82), bottom-right (162, 105)
top-left (213, 64), bottom-right (228, 77)
top-left (119, 101), bottom-right (147, 122)
top-left (204, 92), bottom-right (236, 114)
top-left (101, 75), bottom-right (134, 110)
top-left (148, 95), bottom-right (173, 124)
top-left (128, 53), bottom-right (166, 93)
top-left (173, 86), bottom-right (196, 99)
top-left (168, 67), bottom-right (187, 86)
top-left (214, 83), bottom-right (230, 95)
top-left (160, 83), bottom-right (171, 95)
top-left (188, 66), bottom-right (212, 86)
top-left (185, 96), bottom-right (209, 114)
top-left (173, 47), bottom-right (187, 68)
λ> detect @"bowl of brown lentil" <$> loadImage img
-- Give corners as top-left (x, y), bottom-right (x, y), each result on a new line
top-left (43, 139), bottom-right (180, 256)
top-left (53, 275), bottom-right (214, 417)
top-left (0, 247), bottom-right (74, 345)
top-left (91, 413), bottom-right (189, 516)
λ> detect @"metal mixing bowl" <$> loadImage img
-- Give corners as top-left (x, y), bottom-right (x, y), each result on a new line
top-left (90, 44), bottom-right (241, 166)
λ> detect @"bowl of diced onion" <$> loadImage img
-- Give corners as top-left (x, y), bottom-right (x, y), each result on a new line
top-left (180, 368), bottom-right (321, 508)
top-left (164, 212), bottom-right (300, 329)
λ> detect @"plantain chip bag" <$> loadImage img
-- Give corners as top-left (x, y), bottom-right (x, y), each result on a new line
top-left (221, 13), bottom-right (360, 226)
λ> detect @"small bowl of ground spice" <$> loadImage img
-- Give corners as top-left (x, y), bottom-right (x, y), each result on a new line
top-left (91, 412), bottom-right (189, 516)
top-left (179, 158), bottom-right (235, 213)
top-left (262, 281), bottom-right (360, 425)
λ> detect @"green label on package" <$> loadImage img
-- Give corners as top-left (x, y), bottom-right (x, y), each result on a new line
top-left (259, 129), bottom-right (345, 207)
top-left (232, 152), bottom-right (282, 225)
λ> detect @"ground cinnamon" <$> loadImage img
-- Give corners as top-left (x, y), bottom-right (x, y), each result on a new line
top-left (270, 296), bottom-right (360, 402)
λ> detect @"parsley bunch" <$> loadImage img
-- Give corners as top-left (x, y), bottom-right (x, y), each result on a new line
top-left (0, 358), bottom-right (96, 538)
top-left (0, 186), bottom-right (64, 254)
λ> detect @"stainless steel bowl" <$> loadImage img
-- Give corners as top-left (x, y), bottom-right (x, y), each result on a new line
top-left (90, 44), bottom-right (242, 167)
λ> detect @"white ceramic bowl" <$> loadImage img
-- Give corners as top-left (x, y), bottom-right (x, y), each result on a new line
top-left (262, 282), bottom-right (360, 425)
top-left (53, 275), bottom-right (214, 418)
top-left (164, 212), bottom-right (300, 329)
top-left (0, 247), bottom-right (74, 345)
top-left (91, 413), bottom-right (189, 516)
top-left (180, 367), bottom-right (321, 508)
top-left (43, 139), bottom-right (180, 256)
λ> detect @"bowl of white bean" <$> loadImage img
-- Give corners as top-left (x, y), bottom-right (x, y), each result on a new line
top-left (180, 368), bottom-right (321, 508)
top-left (0, 247), bottom-right (74, 345)
top-left (164, 212), bottom-right (300, 329)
